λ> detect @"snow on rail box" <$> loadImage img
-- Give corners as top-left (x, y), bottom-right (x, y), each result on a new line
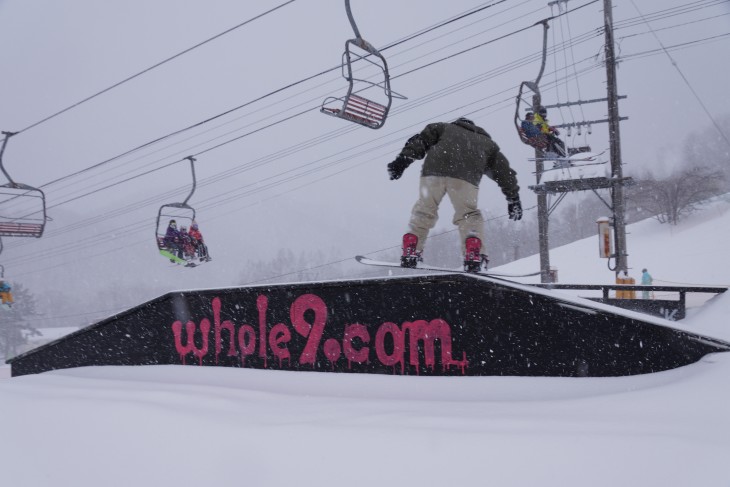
top-left (355, 255), bottom-right (540, 278)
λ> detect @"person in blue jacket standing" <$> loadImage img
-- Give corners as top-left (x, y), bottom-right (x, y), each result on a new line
top-left (641, 268), bottom-right (654, 300)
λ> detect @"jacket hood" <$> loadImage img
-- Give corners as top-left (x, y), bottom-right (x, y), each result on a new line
top-left (452, 118), bottom-right (490, 138)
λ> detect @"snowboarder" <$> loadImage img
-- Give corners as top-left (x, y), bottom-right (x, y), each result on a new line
top-left (387, 117), bottom-right (522, 272)
top-left (641, 268), bottom-right (654, 300)
top-left (534, 106), bottom-right (566, 158)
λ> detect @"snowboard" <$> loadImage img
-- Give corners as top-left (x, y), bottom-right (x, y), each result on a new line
top-left (355, 255), bottom-right (541, 278)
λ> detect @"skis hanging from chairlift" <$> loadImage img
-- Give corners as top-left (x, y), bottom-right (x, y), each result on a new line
top-left (320, 0), bottom-right (405, 129)
top-left (528, 148), bottom-right (607, 163)
top-left (0, 132), bottom-right (47, 238)
top-left (155, 156), bottom-right (212, 268)
top-left (529, 150), bottom-right (608, 176)
top-left (529, 149), bottom-right (607, 173)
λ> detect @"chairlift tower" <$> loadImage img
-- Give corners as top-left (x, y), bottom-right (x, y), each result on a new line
top-left (525, 0), bottom-right (630, 281)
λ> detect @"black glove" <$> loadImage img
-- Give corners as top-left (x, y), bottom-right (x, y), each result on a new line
top-left (507, 197), bottom-right (522, 221)
top-left (387, 155), bottom-right (412, 180)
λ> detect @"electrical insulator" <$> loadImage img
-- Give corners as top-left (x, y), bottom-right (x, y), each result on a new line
top-left (587, 123), bottom-right (592, 135)
top-left (567, 126), bottom-right (572, 137)
top-left (577, 124), bottom-right (582, 136)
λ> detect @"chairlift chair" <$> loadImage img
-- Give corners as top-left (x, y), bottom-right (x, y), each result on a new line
top-left (156, 203), bottom-right (198, 267)
top-left (320, 0), bottom-right (404, 129)
top-left (514, 81), bottom-right (549, 152)
top-left (155, 156), bottom-right (209, 268)
top-left (0, 132), bottom-right (47, 238)
top-left (514, 21), bottom-right (551, 152)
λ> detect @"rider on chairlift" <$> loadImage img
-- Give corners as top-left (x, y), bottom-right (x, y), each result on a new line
top-left (188, 221), bottom-right (211, 262)
top-left (533, 106), bottom-right (566, 158)
top-left (521, 112), bottom-right (543, 141)
top-left (163, 220), bottom-right (184, 260)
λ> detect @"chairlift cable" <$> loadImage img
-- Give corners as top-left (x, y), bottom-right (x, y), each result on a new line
top-left (378, 0), bottom-right (510, 52)
top-left (13, 1), bottom-right (297, 136)
top-left (10, 27), bottom-right (604, 225)
top-left (0, 35), bottom-right (704, 266)
top-left (6, 15), bottom-right (607, 239)
top-left (30, 1), bottom-right (526, 192)
top-left (4, 57), bottom-right (608, 266)
top-left (627, 0), bottom-right (730, 150)
top-left (2, 6), bottom-right (616, 255)
top-left (1, 63), bottom-right (593, 265)
top-left (49, 7), bottom-right (595, 191)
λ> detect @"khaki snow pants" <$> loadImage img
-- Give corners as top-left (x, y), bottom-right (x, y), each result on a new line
top-left (407, 176), bottom-right (485, 254)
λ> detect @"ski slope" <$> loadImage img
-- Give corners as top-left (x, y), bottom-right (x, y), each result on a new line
top-left (1, 198), bottom-right (730, 486)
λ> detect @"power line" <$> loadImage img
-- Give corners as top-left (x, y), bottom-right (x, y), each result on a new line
top-left (3, 4), bottom-right (556, 252)
top-left (7, 2), bottom-right (724, 217)
top-left (627, 0), bottom-right (730, 150)
top-left (614, 0), bottom-right (729, 30)
top-left (4, 38), bottom-right (646, 269)
top-left (0, 24), bottom-right (616, 258)
top-left (27, 1), bottom-right (516, 193)
top-left (13, 0), bottom-right (297, 135)
top-left (11, 2), bottom-right (696, 266)
top-left (619, 32), bottom-right (730, 61)
top-left (7, 10), bottom-right (712, 264)
top-left (616, 11), bottom-right (730, 40)
top-left (31, 5), bottom-right (602, 216)
top-left (21, 6), bottom-right (584, 210)
top-left (2, 58), bottom-right (607, 270)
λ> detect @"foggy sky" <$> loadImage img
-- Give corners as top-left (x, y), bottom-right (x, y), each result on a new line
top-left (0, 0), bottom-right (728, 327)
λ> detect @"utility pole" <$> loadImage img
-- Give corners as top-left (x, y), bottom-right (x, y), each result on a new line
top-left (528, 0), bottom-right (629, 283)
top-left (603, 0), bottom-right (628, 274)
top-left (533, 92), bottom-right (552, 283)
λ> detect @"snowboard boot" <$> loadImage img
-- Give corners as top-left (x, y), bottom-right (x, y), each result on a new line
top-left (464, 236), bottom-right (484, 273)
top-left (401, 233), bottom-right (422, 268)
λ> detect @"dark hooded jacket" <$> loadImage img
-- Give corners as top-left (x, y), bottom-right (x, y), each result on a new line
top-left (397, 118), bottom-right (519, 199)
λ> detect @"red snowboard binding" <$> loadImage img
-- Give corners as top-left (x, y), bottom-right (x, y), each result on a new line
top-left (401, 233), bottom-right (422, 268)
top-left (464, 236), bottom-right (488, 273)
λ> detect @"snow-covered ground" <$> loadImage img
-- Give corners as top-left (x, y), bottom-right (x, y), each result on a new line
top-left (1, 199), bottom-right (729, 486)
